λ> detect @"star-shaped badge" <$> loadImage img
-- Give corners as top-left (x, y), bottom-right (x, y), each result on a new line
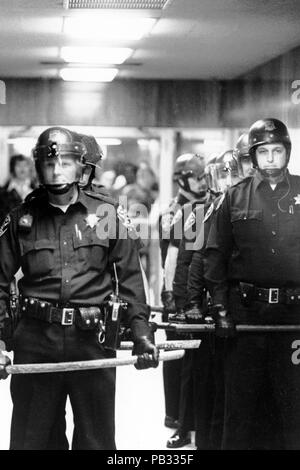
top-left (294, 194), bottom-right (300, 205)
top-left (85, 214), bottom-right (99, 228)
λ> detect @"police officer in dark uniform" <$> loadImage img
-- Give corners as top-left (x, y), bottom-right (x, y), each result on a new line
top-left (172, 150), bottom-right (238, 449)
top-left (159, 153), bottom-right (209, 429)
top-left (160, 154), bottom-right (209, 446)
top-left (234, 133), bottom-right (256, 180)
top-left (204, 118), bottom-right (300, 449)
top-left (0, 126), bottom-right (159, 450)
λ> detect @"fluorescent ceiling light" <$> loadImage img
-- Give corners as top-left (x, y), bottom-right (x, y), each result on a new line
top-left (63, 16), bottom-right (156, 40)
top-left (61, 46), bottom-right (133, 64)
top-left (60, 67), bottom-right (118, 82)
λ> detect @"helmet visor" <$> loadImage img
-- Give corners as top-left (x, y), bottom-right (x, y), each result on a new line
top-left (39, 155), bottom-right (83, 186)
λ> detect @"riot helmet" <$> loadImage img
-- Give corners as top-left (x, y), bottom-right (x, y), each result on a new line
top-left (173, 153), bottom-right (208, 197)
top-left (33, 127), bottom-right (87, 194)
top-left (248, 118), bottom-right (291, 168)
top-left (205, 150), bottom-right (239, 194)
top-left (76, 133), bottom-right (103, 188)
top-left (234, 133), bottom-right (255, 178)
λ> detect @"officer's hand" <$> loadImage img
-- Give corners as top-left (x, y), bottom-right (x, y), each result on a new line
top-left (161, 290), bottom-right (176, 314)
top-left (0, 351), bottom-right (11, 380)
top-left (133, 336), bottom-right (160, 370)
top-left (168, 309), bottom-right (186, 324)
top-left (214, 304), bottom-right (236, 338)
top-left (185, 303), bottom-right (205, 324)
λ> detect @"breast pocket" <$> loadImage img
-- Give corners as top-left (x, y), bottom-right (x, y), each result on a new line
top-left (73, 232), bottom-right (109, 270)
top-left (231, 209), bottom-right (263, 244)
top-left (20, 239), bottom-right (55, 277)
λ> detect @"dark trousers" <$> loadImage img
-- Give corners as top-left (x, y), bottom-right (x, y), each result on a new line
top-left (163, 329), bottom-right (182, 421)
top-left (222, 289), bottom-right (300, 450)
top-left (177, 337), bottom-right (215, 448)
top-left (208, 337), bottom-right (225, 450)
top-left (47, 395), bottom-right (69, 450)
top-left (10, 318), bottom-right (116, 450)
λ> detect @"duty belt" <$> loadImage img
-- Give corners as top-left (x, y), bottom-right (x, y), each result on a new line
top-left (239, 282), bottom-right (300, 305)
top-left (20, 297), bottom-right (103, 327)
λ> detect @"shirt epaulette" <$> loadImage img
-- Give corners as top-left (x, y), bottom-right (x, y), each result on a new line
top-left (231, 176), bottom-right (253, 189)
top-left (24, 187), bottom-right (47, 203)
top-left (84, 190), bottom-right (117, 206)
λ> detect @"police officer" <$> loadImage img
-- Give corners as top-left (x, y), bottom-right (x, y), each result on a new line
top-left (160, 153), bottom-right (209, 444)
top-left (172, 149), bottom-right (238, 449)
top-left (204, 118), bottom-right (300, 449)
top-left (234, 133), bottom-right (256, 179)
top-left (0, 126), bottom-right (159, 450)
top-left (76, 133), bottom-right (104, 190)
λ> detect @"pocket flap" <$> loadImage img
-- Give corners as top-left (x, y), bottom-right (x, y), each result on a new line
top-left (231, 209), bottom-right (262, 223)
top-left (21, 239), bottom-right (55, 255)
top-left (73, 232), bottom-right (109, 249)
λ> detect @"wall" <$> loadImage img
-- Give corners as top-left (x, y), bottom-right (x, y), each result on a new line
top-left (222, 43), bottom-right (300, 128)
top-left (0, 79), bottom-right (221, 128)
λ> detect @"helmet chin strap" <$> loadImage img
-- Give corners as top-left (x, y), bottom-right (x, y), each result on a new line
top-left (44, 182), bottom-right (76, 195)
top-left (190, 189), bottom-right (208, 199)
top-left (258, 167), bottom-right (287, 179)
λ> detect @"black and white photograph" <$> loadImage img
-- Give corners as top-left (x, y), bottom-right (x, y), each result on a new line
top-left (1, 0), bottom-right (300, 453)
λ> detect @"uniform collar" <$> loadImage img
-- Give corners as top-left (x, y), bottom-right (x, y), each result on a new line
top-left (43, 187), bottom-right (90, 212)
top-left (75, 188), bottom-right (90, 210)
top-left (252, 170), bottom-right (290, 192)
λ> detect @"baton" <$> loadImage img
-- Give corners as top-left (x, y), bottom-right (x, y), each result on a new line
top-left (119, 339), bottom-right (201, 351)
top-left (152, 322), bottom-right (300, 333)
top-left (5, 350), bottom-right (185, 375)
top-left (149, 306), bottom-right (164, 313)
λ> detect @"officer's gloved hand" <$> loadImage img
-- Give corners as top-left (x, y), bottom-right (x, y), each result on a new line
top-left (213, 304), bottom-right (236, 338)
top-left (161, 290), bottom-right (176, 314)
top-left (185, 302), bottom-right (205, 324)
top-left (133, 336), bottom-right (159, 370)
top-left (168, 308), bottom-right (186, 324)
top-left (0, 350), bottom-right (11, 380)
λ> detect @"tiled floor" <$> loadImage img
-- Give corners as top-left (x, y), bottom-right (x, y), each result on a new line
top-left (0, 328), bottom-right (196, 450)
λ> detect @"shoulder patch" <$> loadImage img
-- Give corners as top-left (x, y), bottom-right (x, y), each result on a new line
top-left (18, 213), bottom-right (33, 231)
top-left (184, 211), bottom-right (196, 232)
top-left (0, 214), bottom-right (11, 238)
top-left (171, 208), bottom-right (183, 227)
top-left (117, 205), bottom-right (136, 232)
top-left (203, 203), bottom-right (214, 223)
top-left (214, 193), bottom-right (226, 212)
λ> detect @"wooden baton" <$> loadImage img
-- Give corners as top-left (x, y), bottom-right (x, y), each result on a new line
top-left (5, 350), bottom-right (185, 375)
top-left (152, 323), bottom-right (300, 333)
top-left (119, 339), bottom-right (201, 350)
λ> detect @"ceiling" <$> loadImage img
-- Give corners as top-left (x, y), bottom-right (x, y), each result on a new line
top-left (0, 0), bottom-right (300, 80)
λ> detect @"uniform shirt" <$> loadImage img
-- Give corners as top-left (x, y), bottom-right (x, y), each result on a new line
top-left (159, 192), bottom-right (190, 268)
top-left (187, 195), bottom-right (223, 306)
top-left (173, 199), bottom-right (211, 309)
top-left (204, 171), bottom-right (300, 306)
top-left (0, 188), bottom-right (149, 339)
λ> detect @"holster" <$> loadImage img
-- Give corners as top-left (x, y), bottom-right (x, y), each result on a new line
top-left (2, 280), bottom-right (21, 351)
top-left (76, 306), bottom-right (102, 330)
top-left (239, 282), bottom-right (255, 305)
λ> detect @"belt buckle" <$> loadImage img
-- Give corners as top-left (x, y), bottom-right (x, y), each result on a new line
top-left (61, 308), bottom-right (74, 325)
top-left (269, 288), bottom-right (279, 304)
